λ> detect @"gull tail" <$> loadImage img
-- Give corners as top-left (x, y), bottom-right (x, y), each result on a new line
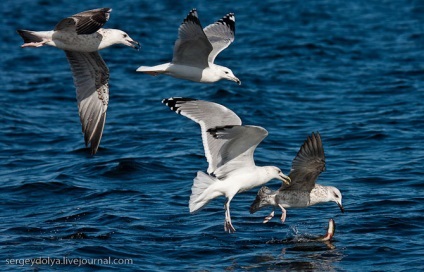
top-left (136, 63), bottom-right (170, 76)
top-left (17, 30), bottom-right (43, 44)
top-left (189, 171), bottom-right (219, 213)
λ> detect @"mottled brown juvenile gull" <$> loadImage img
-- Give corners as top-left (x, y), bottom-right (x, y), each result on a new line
top-left (17, 8), bottom-right (140, 155)
top-left (250, 133), bottom-right (344, 223)
top-left (137, 9), bottom-right (240, 84)
top-left (162, 97), bottom-right (290, 233)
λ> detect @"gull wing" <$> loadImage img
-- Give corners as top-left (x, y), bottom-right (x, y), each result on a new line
top-left (281, 132), bottom-right (326, 191)
top-left (162, 98), bottom-right (242, 175)
top-left (207, 125), bottom-right (268, 179)
top-left (172, 9), bottom-right (213, 68)
top-left (65, 51), bottom-right (109, 155)
top-left (203, 13), bottom-right (235, 64)
top-left (55, 8), bottom-right (111, 35)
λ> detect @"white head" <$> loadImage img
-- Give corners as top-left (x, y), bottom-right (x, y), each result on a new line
top-left (266, 166), bottom-right (291, 185)
top-left (327, 186), bottom-right (344, 213)
top-left (216, 65), bottom-right (241, 85)
top-left (102, 29), bottom-right (140, 50)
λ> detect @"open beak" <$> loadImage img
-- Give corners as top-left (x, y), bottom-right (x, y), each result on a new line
top-left (279, 173), bottom-right (291, 186)
top-left (128, 39), bottom-right (141, 50)
top-left (337, 202), bottom-right (344, 213)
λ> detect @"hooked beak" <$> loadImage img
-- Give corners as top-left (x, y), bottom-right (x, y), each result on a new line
top-left (278, 173), bottom-right (291, 186)
top-left (337, 202), bottom-right (344, 213)
top-left (128, 39), bottom-right (141, 50)
top-left (232, 77), bottom-right (241, 85)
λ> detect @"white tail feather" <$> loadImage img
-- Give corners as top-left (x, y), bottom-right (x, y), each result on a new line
top-left (136, 66), bottom-right (158, 72)
top-left (136, 63), bottom-right (171, 74)
top-left (189, 171), bottom-right (218, 213)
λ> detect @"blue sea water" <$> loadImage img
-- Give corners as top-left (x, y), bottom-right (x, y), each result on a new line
top-left (1, 0), bottom-right (423, 271)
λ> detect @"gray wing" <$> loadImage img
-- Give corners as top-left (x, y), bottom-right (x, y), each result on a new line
top-left (172, 9), bottom-right (213, 68)
top-left (55, 8), bottom-right (111, 35)
top-left (162, 97), bottom-right (242, 175)
top-left (281, 132), bottom-right (325, 191)
top-left (65, 51), bottom-right (109, 155)
top-left (203, 13), bottom-right (235, 63)
top-left (206, 125), bottom-right (268, 179)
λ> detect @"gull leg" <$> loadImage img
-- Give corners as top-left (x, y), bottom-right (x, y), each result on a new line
top-left (278, 204), bottom-right (287, 223)
top-left (21, 41), bottom-right (48, 48)
top-left (224, 199), bottom-right (236, 233)
top-left (263, 209), bottom-right (275, 224)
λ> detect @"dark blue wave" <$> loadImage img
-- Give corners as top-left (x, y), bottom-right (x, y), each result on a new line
top-left (1, 0), bottom-right (423, 271)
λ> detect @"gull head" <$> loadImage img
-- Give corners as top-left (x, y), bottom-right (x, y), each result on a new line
top-left (270, 166), bottom-right (291, 185)
top-left (328, 186), bottom-right (344, 213)
top-left (218, 66), bottom-right (241, 85)
top-left (108, 29), bottom-right (140, 50)
top-left (249, 186), bottom-right (275, 214)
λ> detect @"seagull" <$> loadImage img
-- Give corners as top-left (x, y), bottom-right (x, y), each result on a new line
top-left (17, 8), bottom-right (140, 155)
top-left (137, 9), bottom-right (240, 84)
top-left (162, 97), bottom-right (290, 233)
top-left (250, 132), bottom-right (344, 224)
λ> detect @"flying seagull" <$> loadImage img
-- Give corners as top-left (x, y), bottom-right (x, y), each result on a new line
top-left (137, 9), bottom-right (240, 84)
top-left (250, 132), bottom-right (344, 224)
top-left (17, 8), bottom-right (140, 155)
top-left (162, 97), bottom-right (290, 233)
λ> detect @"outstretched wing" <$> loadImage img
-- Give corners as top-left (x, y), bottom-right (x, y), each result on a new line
top-left (162, 97), bottom-right (242, 175)
top-left (281, 132), bottom-right (326, 191)
top-left (65, 51), bottom-right (109, 155)
top-left (172, 9), bottom-right (213, 68)
top-left (55, 8), bottom-right (111, 35)
top-left (207, 125), bottom-right (268, 179)
top-left (203, 13), bottom-right (235, 64)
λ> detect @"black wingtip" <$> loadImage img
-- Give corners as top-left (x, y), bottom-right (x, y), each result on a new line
top-left (162, 97), bottom-right (197, 113)
top-left (218, 13), bottom-right (235, 33)
top-left (74, 8), bottom-right (112, 35)
top-left (183, 8), bottom-right (201, 26)
top-left (90, 146), bottom-right (98, 156)
top-left (206, 125), bottom-right (235, 138)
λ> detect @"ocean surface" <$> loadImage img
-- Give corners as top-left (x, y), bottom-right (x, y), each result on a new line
top-left (1, 0), bottom-right (423, 271)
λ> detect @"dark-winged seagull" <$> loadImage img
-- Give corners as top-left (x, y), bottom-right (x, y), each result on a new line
top-left (17, 8), bottom-right (140, 155)
top-left (162, 97), bottom-right (290, 233)
top-left (250, 133), bottom-right (344, 224)
top-left (137, 9), bottom-right (240, 84)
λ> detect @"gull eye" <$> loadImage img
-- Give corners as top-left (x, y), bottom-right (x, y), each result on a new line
top-left (123, 34), bottom-right (128, 38)
top-left (225, 71), bottom-right (229, 74)
top-left (334, 193), bottom-right (339, 198)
